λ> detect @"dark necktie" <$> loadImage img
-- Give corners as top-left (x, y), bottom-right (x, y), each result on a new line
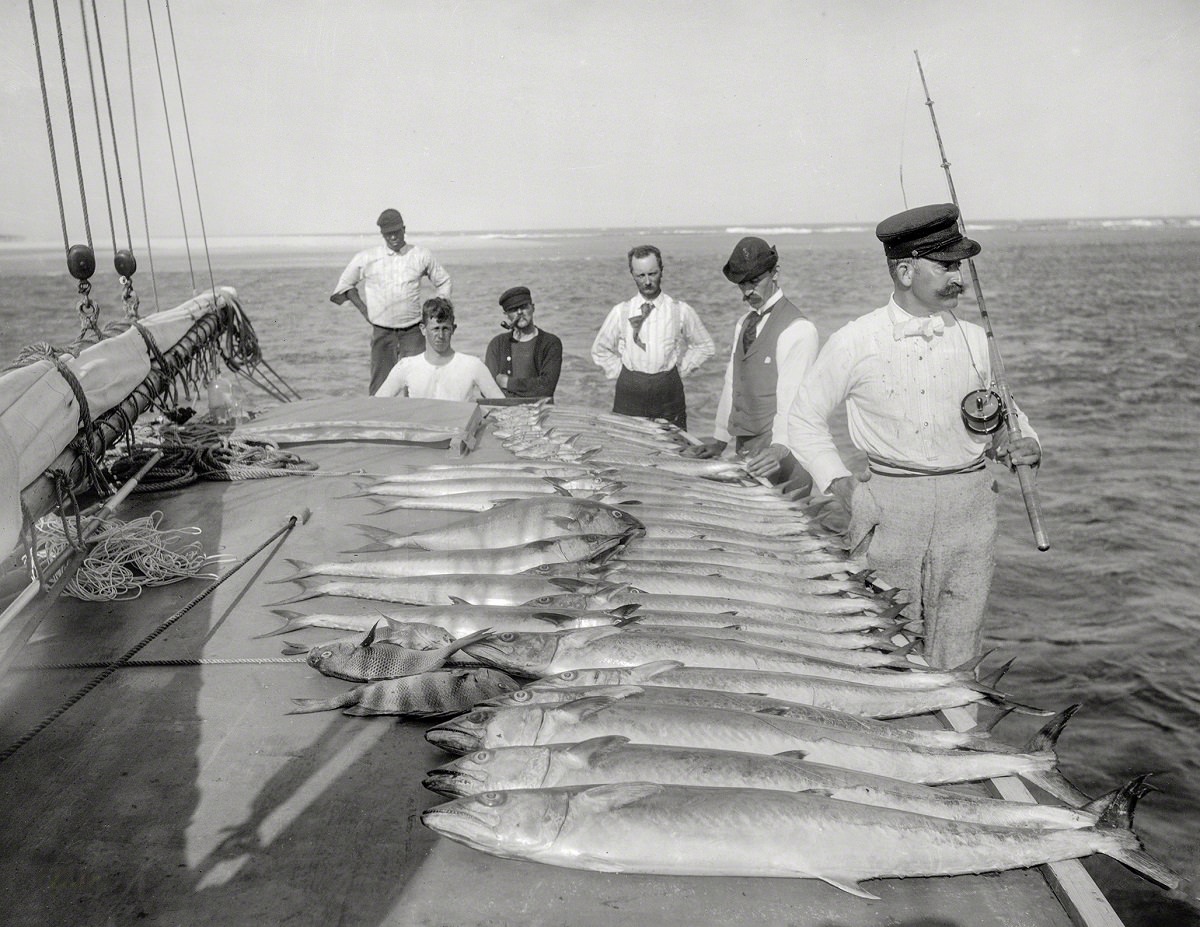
top-left (741, 305), bottom-right (772, 354)
top-left (631, 302), bottom-right (654, 349)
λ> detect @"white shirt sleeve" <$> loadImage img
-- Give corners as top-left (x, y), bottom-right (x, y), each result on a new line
top-left (332, 249), bottom-right (367, 297)
top-left (787, 328), bottom-right (856, 493)
top-left (770, 318), bottom-right (820, 446)
top-left (590, 305), bottom-right (626, 379)
top-left (373, 357), bottom-right (410, 398)
top-left (677, 302), bottom-right (715, 377)
top-left (471, 357), bottom-right (506, 399)
top-left (712, 327), bottom-right (739, 443)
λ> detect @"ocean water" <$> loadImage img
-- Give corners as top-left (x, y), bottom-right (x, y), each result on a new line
top-left (1, 222), bottom-right (1198, 925)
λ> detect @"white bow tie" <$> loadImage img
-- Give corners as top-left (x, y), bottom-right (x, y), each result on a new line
top-left (893, 314), bottom-right (946, 340)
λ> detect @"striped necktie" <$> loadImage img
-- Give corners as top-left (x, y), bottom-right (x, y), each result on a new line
top-left (741, 305), bottom-right (772, 354)
top-left (631, 302), bottom-right (654, 349)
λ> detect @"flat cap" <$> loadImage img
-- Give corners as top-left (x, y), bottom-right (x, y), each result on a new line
top-left (498, 285), bottom-right (533, 312)
top-left (722, 236), bottom-right (779, 284)
top-left (377, 208), bottom-right (406, 233)
top-left (876, 203), bottom-right (981, 261)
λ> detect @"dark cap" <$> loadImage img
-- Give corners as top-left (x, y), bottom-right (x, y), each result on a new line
top-left (377, 208), bottom-right (405, 233)
top-left (722, 236), bottom-right (779, 284)
top-left (875, 203), bottom-right (981, 261)
top-left (498, 285), bottom-right (533, 312)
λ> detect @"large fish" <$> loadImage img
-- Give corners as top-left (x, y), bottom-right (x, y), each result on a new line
top-left (267, 573), bottom-right (603, 608)
top-left (613, 549), bottom-right (856, 580)
top-left (358, 475), bottom-right (618, 497)
top-left (274, 534), bottom-right (630, 582)
top-left (462, 626), bottom-right (919, 676)
top-left (296, 623), bottom-right (493, 682)
top-left (533, 660), bottom-right (1032, 718)
top-left (421, 779), bottom-right (1178, 895)
top-left (531, 562), bottom-right (870, 600)
top-left (623, 534), bottom-right (843, 558)
top-left (289, 668), bottom-right (520, 717)
top-left (424, 735), bottom-right (1110, 832)
top-left (424, 698), bottom-right (1091, 803)
top-left (348, 497), bottom-right (645, 552)
top-left (259, 604), bottom-right (637, 639)
top-left (371, 462), bottom-right (608, 481)
top-left (476, 684), bottom-right (994, 750)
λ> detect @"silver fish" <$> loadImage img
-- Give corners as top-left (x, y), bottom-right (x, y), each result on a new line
top-left (304, 624), bottom-right (493, 682)
top-left (420, 778), bottom-right (1177, 896)
top-left (348, 497), bottom-right (645, 552)
top-left (260, 604), bottom-right (636, 639)
top-left (424, 735), bottom-right (1107, 831)
top-left (268, 573), bottom-right (602, 608)
top-left (289, 668), bottom-right (519, 717)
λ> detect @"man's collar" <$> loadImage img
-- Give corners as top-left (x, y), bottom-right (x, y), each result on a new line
top-left (752, 289), bottom-right (785, 315)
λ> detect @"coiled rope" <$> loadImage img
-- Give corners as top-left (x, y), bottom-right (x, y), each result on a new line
top-left (30, 510), bottom-right (223, 601)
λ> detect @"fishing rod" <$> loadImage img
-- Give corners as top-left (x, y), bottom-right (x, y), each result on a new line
top-left (913, 50), bottom-right (1049, 552)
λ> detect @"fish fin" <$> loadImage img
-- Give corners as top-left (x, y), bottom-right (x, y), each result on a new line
top-left (974, 706), bottom-right (1015, 734)
top-left (877, 600), bottom-right (907, 622)
top-left (443, 627), bottom-right (493, 658)
top-left (264, 586), bottom-right (321, 606)
top-left (575, 781), bottom-right (664, 812)
top-left (1087, 775), bottom-right (1181, 890)
top-left (280, 641), bottom-right (310, 656)
top-left (1024, 703), bottom-right (1080, 753)
top-left (287, 690), bottom-right (358, 714)
top-left (563, 736), bottom-right (632, 766)
top-left (627, 660), bottom-right (685, 680)
top-left (948, 650), bottom-right (993, 680)
top-left (772, 749), bottom-right (810, 762)
top-left (817, 876), bottom-right (880, 901)
top-left (848, 526), bottom-right (874, 560)
top-left (556, 696), bottom-right (620, 722)
top-left (549, 515), bottom-right (579, 531)
top-left (1019, 769), bottom-right (1094, 809)
top-left (360, 621), bottom-right (384, 648)
top-left (253, 609), bottom-right (308, 639)
top-left (264, 559), bottom-right (315, 584)
top-left (341, 705), bottom-right (383, 717)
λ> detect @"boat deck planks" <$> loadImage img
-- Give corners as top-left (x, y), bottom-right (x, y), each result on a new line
top-left (0, 419), bottom-right (1107, 926)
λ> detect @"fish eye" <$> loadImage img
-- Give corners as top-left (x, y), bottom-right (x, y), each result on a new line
top-left (467, 710), bottom-right (489, 722)
top-left (320, 650), bottom-right (333, 659)
top-left (558, 671), bottom-right (577, 681)
top-left (510, 690), bottom-right (532, 703)
top-left (471, 750), bottom-right (493, 764)
top-left (498, 632), bottom-right (517, 642)
top-left (479, 791), bottom-right (508, 806)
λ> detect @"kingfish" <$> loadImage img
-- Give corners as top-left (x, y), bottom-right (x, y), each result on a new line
top-left (267, 573), bottom-right (602, 608)
top-left (274, 534), bottom-right (629, 582)
top-left (424, 698), bottom-right (1091, 803)
top-left (533, 660), bottom-right (1031, 717)
top-left (421, 779), bottom-right (1177, 895)
top-left (424, 735), bottom-right (1112, 832)
top-left (289, 667), bottom-right (519, 717)
top-left (347, 497), bottom-right (644, 552)
top-left (462, 627), bottom-right (917, 677)
top-left (477, 685), bottom-right (993, 750)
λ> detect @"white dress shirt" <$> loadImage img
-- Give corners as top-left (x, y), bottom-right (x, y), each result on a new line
top-left (712, 289), bottom-right (819, 445)
top-left (332, 243), bottom-right (452, 328)
top-left (373, 352), bottom-right (504, 402)
top-left (590, 292), bottom-right (715, 378)
top-left (788, 298), bottom-right (1037, 493)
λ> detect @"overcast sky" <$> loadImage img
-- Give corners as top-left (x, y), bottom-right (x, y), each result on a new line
top-left (1, 0), bottom-right (1197, 241)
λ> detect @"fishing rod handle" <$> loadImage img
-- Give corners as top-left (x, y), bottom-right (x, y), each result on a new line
top-left (1015, 463), bottom-right (1050, 551)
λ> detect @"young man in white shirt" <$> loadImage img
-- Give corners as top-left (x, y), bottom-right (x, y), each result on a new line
top-left (373, 298), bottom-right (504, 403)
top-left (788, 204), bottom-right (1041, 668)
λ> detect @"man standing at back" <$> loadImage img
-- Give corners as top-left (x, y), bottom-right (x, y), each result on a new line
top-left (330, 208), bottom-right (452, 394)
top-left (788, 204), bottom-right (1041, 668)
top-left (683, 237), bottom-right (817, 491)
top-left (590, 244), bottom-right (714, 430)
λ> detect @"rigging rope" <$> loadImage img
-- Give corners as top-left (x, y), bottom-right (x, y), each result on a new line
top-left (76, 0), bottom-right (118, 260)
top-left (124, 0), bottom-right (159, 312)
top-left (27, 1), bottom-right (71, 255)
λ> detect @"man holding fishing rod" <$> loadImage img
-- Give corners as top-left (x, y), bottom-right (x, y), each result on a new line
top-left (787, 204), bottom-right (1040, 668)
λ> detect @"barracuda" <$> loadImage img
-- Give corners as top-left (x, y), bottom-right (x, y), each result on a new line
top-left (267, 573), bottom-right (605, 608)
top-left (424, 698), bottom-right (1092, 803)
top-left (258, 604), bottom-right (637, 639)
top-left (420, 780), bottom-right (1178, 896)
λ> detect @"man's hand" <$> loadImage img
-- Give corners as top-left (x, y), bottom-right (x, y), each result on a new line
top-left (993, 434), bottom-right (1041, 470)
top-left (828, 471), bottom-right (870, 514)
top-left (742, 443), bottom-right (789, 480)
top-left (680, 437), bottom-right (727, 459)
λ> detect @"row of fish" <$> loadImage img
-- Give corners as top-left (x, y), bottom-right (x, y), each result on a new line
top-left (271, 402), bottom-right (1179, 900)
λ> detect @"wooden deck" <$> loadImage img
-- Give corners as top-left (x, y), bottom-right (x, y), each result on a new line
top-left (0, 417), bottom-right (1120, 927)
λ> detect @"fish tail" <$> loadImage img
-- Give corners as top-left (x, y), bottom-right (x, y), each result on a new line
top-left (264, 582), bottom-right (322, 606)
top-left (253, 609), bottom-right (310, 639)
top-left (265, 559), bottom-right (316, 584)
top-left (287, 689), bottom-right (361, 714)
top-left (1025, 704), bottom-right (1080, 753)
top-left (342, 523), bottom-right (409, 554)
top-left (1090, 775), bottom-right (1180, 890)
top-left (442, 627), bottom-right (494, 659)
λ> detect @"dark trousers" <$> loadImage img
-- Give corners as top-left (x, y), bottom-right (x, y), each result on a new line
top-left (613, 366), bottom-right (686, 431)
top-left (370, 323), bottom-right (425, 394)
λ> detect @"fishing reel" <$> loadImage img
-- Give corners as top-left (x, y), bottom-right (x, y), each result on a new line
top-left (960, 388), bottom-right (1006, 435)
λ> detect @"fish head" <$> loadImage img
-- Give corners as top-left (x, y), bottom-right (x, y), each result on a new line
top-left (425, 705), bottom-right (544, 754)
top-left (424, 744), bottom-right (554, 796)
top-left (306, 638), bottom-right (359, 671)
top-left (477, 687), bottom-right (572, 708)
top-left (574, 503), bottom-right (645, 537)
top-left (421, 790), bottom-right (568, 856)
top-left (522, 593), bottom-right (591, 609)
top-left (461, 631), bottom-right (557, 675)
top-left (531, 667), bottom-right (629, 688)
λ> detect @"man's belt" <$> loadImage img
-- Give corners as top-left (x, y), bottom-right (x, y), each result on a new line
top-left (374, 320), bottom-right (422, 333)
top-left (867, 454), bottom-right (986, 478)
